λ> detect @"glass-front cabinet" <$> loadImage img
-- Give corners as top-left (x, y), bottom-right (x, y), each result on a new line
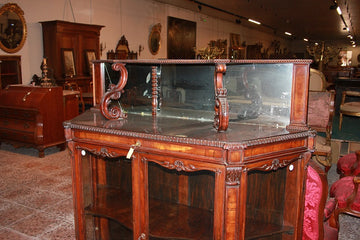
top-left (65, 59), bottom-right (314, 239)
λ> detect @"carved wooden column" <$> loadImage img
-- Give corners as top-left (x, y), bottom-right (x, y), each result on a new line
top-left (151, 66), bottom-right (158, 115)
top-left (225, 166), bottom-right (247, 239)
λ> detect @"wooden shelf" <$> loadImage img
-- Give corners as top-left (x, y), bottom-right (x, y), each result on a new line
top-left (85, 186), bottom-right (213, 239)
top-left (245, 220), bottom-right (294, 239)
top-left (85, 186), bottom-right (294, 239)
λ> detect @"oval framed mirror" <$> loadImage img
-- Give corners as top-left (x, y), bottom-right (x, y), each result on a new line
top-left (149, 23), bottom-right (161, 55)
top-left (0, 3), bottom-right (27, 53)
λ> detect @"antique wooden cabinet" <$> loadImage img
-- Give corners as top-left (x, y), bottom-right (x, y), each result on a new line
top-left (0, 55), bottom-right (22, 89)
top-left (40, 20), bottom-right (103, 94)
top-left (65, 59), bottom-right (315, 239)
top-left (0, 85), bottom-right (65, 157)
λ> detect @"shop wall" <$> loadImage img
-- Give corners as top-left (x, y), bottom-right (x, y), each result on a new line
top-left (1, 0), bottom-right (292, 84)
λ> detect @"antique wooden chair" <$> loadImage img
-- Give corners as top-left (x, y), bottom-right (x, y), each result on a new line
top-left (63, 81), bottom-right (85, 113)
top-left (339, 90), bottom-right (360, 130)
top-left (302, 90), bottom-right (336, 239)
top-left (309, 68), bottom-right (327, 91)
top-left (307, 90), bottom-right (336, 167)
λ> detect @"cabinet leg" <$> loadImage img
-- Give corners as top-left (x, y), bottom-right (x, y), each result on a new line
top-left (38, 149), bottom-right (45, 158)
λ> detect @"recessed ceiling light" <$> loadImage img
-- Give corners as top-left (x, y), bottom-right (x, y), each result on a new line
top-left (285, 32), bottom-right (292, 36)
top-left (303, 38), bottom-right (309, 42)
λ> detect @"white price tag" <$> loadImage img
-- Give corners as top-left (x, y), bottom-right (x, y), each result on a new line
top-left (126, 147), bottom-right (134, 159)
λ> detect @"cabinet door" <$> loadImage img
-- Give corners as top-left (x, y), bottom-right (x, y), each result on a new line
top-left (138, 153), bottom-right (226, 240)
top-left (76, 146), bottom-right (134, 240)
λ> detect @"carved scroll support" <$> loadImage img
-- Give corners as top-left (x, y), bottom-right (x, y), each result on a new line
top-left (100, 63), bottom-right (128, 119)
top-left (214, 63), bottom-right (229, 132)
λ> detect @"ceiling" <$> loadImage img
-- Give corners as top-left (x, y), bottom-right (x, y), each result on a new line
top-left (155, 0), bottom-right (359, 46)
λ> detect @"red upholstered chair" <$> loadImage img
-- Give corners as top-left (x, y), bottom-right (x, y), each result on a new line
top-left (302, 159), bottom-right (329, 240)
top-left (337, 151), bottom-right (360, 178)
top-left (324, 176), bottom-right (360, 239)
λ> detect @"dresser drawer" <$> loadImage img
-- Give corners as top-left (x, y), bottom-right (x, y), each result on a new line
top-left (0, 108), bottom-right (38, 121)
top-left (0, 118), bottom-right (42, 144)
top-left (0, 128), bottom-right (40, 144)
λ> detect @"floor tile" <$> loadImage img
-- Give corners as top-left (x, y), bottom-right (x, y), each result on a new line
top-left (0, 201), bottom-right (36, 226)
top-left (9, 212), bottom-right (64, 238)
top-left (0, 228), bottom-right (34, 240)
top-left (38, 222), bottom-right (75, 240)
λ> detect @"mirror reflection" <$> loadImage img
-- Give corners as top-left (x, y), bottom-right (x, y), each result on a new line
top-left (102, 62), bottom-right (293, 128)
top-left (0, 3), bottom-right (27, 53)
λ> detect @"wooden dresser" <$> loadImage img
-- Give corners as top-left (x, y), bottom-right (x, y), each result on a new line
top-left (0, 85), bottom-right (65, 157)
top-left (65, 59), bottom-right (315, 239)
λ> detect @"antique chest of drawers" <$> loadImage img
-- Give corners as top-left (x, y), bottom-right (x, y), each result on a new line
top-left (0, 85), bottom-right (65, 157)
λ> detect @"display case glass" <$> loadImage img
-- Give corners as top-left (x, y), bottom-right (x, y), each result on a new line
top-left (94, 60), bottom-right (298, 130)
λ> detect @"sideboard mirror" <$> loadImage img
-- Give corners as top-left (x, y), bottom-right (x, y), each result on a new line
top-left (0, 3), bottom-right (27, 53)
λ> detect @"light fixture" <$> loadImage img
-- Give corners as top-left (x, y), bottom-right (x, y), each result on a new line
top-left (248, 19), bottom-right (261, 25)
top-left (303, 38), bottom-right (309, 42)
top-left (285, 32), bottom-right (292, 36)
top-left (336, 6), bottom-right (342, 15)
top-left (329, 1), bottom-right (338, 10)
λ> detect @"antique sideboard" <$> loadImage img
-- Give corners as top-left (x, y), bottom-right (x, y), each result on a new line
top-left (64, 59), bottom-right (315, 239)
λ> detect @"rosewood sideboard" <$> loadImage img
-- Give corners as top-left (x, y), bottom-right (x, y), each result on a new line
top-left (64, 59), bottom-right (315, 239)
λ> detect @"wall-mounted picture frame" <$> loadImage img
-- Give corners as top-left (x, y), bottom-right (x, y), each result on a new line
top-left (85, 49), bottom-right (96, 75)
top-left (62, 48), bottom-right (76, 77)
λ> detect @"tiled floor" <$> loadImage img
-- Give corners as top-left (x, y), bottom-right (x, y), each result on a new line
top-left (0, 144), bottom-right (75, 240)
top-left (1, 142), bottom-right (359, 240)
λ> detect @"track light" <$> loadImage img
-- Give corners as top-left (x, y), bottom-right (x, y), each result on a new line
top-left (336, 6), bottom-right (342, 15)
top-left (248, 19), bottom-right (261, 25)
top-left (329, 1), bottom-right (338, 10)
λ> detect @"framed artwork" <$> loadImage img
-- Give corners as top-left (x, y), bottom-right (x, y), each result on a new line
top-left (62, 48), bottom-right (76, 77)
top-left (167, 16), bottom-right (196, 59)
top-left (85, 50), bottom-right (96, 75)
